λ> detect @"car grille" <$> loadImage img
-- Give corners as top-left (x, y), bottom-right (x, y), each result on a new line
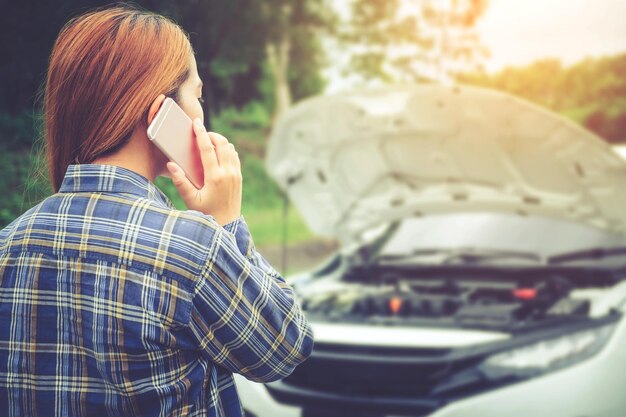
top-left (265, 342), bottom-right (482, 416)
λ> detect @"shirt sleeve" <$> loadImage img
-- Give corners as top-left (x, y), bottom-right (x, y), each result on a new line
top-left (187, 215), bottom-right (315, 383)
top-left (221, 215), bottom-right (285, 283)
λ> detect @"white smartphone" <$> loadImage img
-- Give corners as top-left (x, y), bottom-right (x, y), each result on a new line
top-left (147, 97), bottom-right (204, 189)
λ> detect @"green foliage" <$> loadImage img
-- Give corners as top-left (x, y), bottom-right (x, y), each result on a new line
top-left (0, 143), bottom-right (52, 226)
top-left (241, 156), bottom-right (284, 209)
top-left (212, 102), bottom-right (271, 132)
top-left (289, 28), bottom-right (328, 101)
top-left (0, 108), bottom-right (50, 224)
top-left (0, 110), bottom-right (41, 150)
top-left (243, 204), bottom-right (314, 247)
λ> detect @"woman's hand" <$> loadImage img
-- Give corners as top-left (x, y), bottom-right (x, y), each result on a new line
top-left (166, 118), bottom-right (242, 226)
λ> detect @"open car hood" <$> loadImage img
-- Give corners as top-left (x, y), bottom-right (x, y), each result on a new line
top-left (265, 85), bottom-right (626, 243)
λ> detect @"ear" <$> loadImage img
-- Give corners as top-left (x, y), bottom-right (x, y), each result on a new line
top-left (147, 94), bottom-right (167, 126)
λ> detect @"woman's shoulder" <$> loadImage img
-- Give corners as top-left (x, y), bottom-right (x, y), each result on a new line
top-left (145, 205), bottom-right (242, 285)
top-left (139, 199), bottom-right (223, 244)
top-left (165, 206), bottom-right (224, 240)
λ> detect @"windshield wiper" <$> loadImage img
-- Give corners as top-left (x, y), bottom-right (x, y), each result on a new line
top-left (373, 247), bottom-right (544, 266)
top-left (549, 246), bottom-right (626, 264)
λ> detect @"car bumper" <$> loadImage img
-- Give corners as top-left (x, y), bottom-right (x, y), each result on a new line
top-left (235, 318), bottom-right (626, 417)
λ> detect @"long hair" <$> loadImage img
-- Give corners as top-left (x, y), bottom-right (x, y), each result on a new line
top-left (44, 4), bottom-right (193, 191)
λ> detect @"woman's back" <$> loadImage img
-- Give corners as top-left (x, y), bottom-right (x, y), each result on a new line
top-left (0, 164), bottom-right (314, 416)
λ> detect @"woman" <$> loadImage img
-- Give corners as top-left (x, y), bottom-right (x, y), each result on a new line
top-left (0, 5), bottom-right (314, 417)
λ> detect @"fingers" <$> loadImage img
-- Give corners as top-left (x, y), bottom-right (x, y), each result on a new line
top-left (208, 132), bottom-right (241, 172)
top-left (229, 142), bottom-right (241, 171)
top-left (193, 119), bottom-right (219, 183)
top-left (224, 142), bottom-right (241, 174)
top-left (167, 162), bottom-right (198, 198)
top-left (170, 121), bottom-right (242, 218)
top-left (208, 132), bottom-right (230, 167)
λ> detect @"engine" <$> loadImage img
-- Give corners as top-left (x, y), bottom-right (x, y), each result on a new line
top-left (297, 268), bottom-right (602, 331)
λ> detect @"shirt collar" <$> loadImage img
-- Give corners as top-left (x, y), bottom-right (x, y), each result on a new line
top-left (58, 164), bottom-right (174, 208)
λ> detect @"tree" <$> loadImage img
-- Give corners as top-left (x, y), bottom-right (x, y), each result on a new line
top-left (259, 0), bottom-right (336, 124)
top-left (341, 0), bottom-right (489, 84)
top-left (152, 0), bottom-right (269, 127)
top-left (142, 0), bottom-right (335, 127)
top-left (0, 0), bottom-right (333, 132)
top-left (0, 0), bottom-right (105, 115)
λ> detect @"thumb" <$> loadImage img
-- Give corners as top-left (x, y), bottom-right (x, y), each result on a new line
top-left (166, 162), bottom-right (198, 201)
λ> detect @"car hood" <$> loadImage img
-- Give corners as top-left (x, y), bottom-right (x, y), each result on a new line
top-left (265, 84), bottom-right (626, 243)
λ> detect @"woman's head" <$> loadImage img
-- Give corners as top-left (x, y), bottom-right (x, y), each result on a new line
top-left (44, 4), bottom-right (197, 191)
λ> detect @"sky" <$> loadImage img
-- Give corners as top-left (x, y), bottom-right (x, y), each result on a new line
top-left (479, 0), bottom-right (626, 71)
top-left (325, 0), bottom-right (626, 92)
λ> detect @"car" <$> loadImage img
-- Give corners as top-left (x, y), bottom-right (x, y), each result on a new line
top-left (234, 84), bottom-right (626, 417)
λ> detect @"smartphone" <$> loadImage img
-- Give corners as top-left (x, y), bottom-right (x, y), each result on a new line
top-left (147, 97), bottom-right (204, 189)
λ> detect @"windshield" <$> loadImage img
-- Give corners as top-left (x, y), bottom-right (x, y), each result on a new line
top-left (364, 212), bottom-right (626, 266)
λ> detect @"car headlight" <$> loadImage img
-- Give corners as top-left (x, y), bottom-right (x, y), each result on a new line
top-left (480, 322), bottom-right (617, 380)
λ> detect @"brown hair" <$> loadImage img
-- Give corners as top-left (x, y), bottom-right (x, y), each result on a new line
top-left (44, 4), bottom-right (193, 191)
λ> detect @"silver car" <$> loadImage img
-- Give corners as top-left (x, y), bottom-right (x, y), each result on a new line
top-left (236, 84), bottom-right (626, 417)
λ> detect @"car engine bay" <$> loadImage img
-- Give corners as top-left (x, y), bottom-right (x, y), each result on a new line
top-left (298, 263), bottom-right (621, 332)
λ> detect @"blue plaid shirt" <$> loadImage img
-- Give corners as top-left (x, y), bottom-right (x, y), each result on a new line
top-left (0, 164), bottom-right (314, 417)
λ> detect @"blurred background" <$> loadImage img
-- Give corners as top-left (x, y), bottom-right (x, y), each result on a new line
top-left (1, 0), bottom-right (625, 274)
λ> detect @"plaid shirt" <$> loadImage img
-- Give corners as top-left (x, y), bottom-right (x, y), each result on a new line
top-left (0, 164), bottom-right (314, 417)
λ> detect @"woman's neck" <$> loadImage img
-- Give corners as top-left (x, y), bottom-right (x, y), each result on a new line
top-left (91, 127), bottom-right (165, 182)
